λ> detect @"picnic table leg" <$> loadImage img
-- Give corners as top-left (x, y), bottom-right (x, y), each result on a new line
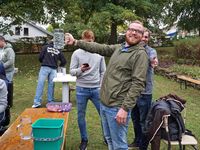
top-left (184, 80), bottom-right (187, 89)
top-left (180, 79), bottom-right (184, 89)
top-left (180, 80), bottom-right (182, 89)
top-left (62, 82), bottom-right (69, 103)
top-left (179, 79), bottom-right (186, 89)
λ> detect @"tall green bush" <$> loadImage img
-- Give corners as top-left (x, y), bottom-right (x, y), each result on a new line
top-left (173, 38), bottom-right (200, 65)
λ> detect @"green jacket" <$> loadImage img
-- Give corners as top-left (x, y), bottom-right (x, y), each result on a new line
top-left (76, 40), bottom-right (148, 111)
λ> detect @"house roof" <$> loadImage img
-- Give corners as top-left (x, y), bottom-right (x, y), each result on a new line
top-left (0, 17), bottom-right (53, 37)
top-left (27, 21), bottom-right (53, 37)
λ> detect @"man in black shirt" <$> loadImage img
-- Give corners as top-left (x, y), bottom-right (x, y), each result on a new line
top-left (32, 42), bottom-right (66, 108)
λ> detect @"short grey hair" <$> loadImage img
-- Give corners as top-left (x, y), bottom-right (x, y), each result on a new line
top-left (132, 20), bottom-right (143, 25)
top-left (130, 20), bottom-right (144, 34)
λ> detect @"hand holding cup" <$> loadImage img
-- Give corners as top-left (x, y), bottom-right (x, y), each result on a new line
top-left (65, 33), bottom-right (75, 45)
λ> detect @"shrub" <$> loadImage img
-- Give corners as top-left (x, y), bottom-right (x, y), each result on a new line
top-left (156, 47), bottom-right (175, 56)
top-left (13, 42), bottom-right (42, 53)
top-left (161, 38), bottom-right (174, 47)
top-left (173, 38), bottom-right (200, 65)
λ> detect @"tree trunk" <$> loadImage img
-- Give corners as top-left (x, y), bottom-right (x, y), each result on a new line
top-left (108, 22), bottom-right (117, 44)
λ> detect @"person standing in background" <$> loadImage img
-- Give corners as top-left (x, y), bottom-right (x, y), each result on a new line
top-left (0, 36), bottom-right (15, 82)
top-left (0, 79), bottom-right (8, 126)
top-left (70, 30), bottom-right (106, 150)
top-left (128, 28), bottom-right (158, 150)
top-left (32, 40), bottom-right (66, 108)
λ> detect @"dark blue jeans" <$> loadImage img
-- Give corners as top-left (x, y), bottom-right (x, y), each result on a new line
top-left (131, 94), bottom-right (152, 150)
top-left (76, 86), bottom-right (101, 141)
top-left (0, 111), bottom-right (5, 126)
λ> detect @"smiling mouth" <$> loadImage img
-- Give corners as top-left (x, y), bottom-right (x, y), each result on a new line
top-left (129, 36), bottom-right (137, 40)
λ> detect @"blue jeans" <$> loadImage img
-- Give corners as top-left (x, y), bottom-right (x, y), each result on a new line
top-left (131, 94), bottom-right (152, 150)
top-left (76, 86), bottom-right (101, 141)
top-left (100, 103), bottom-right (131, 150)
top-left (33, 66), bottom-right (56, 105)
top-left (0, 111), bottom-right (5, 126)
top-left (6, 70), bottom-right (15, 82)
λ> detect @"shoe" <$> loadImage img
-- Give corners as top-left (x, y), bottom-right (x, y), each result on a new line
top-left (103, 138), bottom-right (108, 145)
top-left (32, 103), bottom-right (41, 108)
top-left (79, 140), bottom-right (88, 150)
top-left (128, 142), bottom-right (139, 149)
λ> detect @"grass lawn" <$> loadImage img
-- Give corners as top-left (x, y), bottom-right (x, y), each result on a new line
top-left (10, 53), bottom-right (200, 149)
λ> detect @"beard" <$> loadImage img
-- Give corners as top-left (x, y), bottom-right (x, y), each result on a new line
top-left (125, 35), bottom-right (140, 46)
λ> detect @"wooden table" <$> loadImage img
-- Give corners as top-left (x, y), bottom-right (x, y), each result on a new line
top-left (0, 108), bottom-right (69, 150)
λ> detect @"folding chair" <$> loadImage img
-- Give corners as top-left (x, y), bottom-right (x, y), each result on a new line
top-left (162, 107), bottom-right (198, 150)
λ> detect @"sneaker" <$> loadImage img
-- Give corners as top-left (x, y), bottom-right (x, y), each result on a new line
top-left (32, 103), bottom-right (41, 108)
top-left (128, 142), bottom-right (139, 149)
top-left (103, 137), bottom-right (108, 145)
top-left (79, 140), bottom-right (88, 150)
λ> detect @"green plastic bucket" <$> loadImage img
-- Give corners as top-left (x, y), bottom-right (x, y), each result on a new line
top-left (32, 118), bottom-right (64, 150)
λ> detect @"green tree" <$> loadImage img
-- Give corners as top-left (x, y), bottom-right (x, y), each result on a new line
top-left (62, 0), bottom-right (155, 44)
top-left (0, 0), bottom-right (68, 30)
top-left (0, 0), bottom-right (169, 43)
top-left (162, 0), bottom-right (200, 36)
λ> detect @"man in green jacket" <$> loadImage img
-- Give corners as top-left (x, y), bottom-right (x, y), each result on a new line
top-left (65, 20), bottom-right (148, 150)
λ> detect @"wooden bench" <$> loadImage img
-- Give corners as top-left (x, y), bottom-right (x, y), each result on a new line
top-left (0, 108), bottom-right (69, 150)
top-left (177, 75), bottom-right (200, 89)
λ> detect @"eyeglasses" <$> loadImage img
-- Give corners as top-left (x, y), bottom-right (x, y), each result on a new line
top-left (127, 28), bottom-right (143, 34)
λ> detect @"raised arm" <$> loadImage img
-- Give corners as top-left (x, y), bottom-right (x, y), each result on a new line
top-left (65, 33), bottom-right (119, 57)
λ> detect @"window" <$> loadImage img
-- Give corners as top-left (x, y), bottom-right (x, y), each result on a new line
top-left (24, 28), bottom-right (29, 36)
top-left (15, 27), bottom-right (21, 35)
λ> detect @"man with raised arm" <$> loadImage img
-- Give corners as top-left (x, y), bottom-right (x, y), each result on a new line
top-left (65, 20), bottom-right (148, 150)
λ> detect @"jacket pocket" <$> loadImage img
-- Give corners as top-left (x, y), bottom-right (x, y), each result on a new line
top-left (111, 82), bottom-right (125, 99)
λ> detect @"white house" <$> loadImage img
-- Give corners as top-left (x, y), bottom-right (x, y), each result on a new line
top-left (0, 17), bottom-right (53, 42)
top-left (164, 23), bottom-right (199, 39)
